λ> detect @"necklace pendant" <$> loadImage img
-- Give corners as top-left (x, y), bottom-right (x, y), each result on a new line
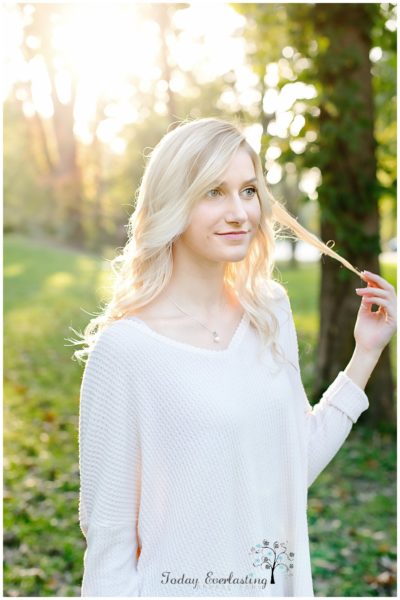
top-left (212, 331), bottom-right (220, 343)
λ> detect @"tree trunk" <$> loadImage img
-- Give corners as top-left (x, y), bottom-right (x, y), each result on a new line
top-left (311, 3), bottom-right (395, 426)
top-left (23, 4), bottom-right (85, 247)
top-left (151, 4), bottom-right (178, 125)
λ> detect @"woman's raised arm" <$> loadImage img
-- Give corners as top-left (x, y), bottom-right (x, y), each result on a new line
top-left (282, 293), bottom-right (369, 488)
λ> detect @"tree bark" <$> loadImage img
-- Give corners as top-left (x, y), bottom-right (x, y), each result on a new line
top-left (311, 3), bottom-right (395, 426)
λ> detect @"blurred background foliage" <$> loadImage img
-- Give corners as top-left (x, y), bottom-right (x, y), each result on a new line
top-left (3, 1), bottom-right (397, 596)
top-left (3, 2), bottom-right (396, 254)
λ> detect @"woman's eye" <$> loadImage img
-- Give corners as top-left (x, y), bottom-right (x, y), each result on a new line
top-left (206, 189), bottom-right (221, 198)
top-left (244, 186), bottom-right (257, 197)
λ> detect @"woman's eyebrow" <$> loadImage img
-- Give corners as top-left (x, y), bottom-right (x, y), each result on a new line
top-left (214, 177), bottom-right (258, 187)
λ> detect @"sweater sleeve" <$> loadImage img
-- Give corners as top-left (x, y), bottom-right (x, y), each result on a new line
top-left (78, 322), bottom-right (141, 596)
top-left (280, 291), bottom-right (370, 489)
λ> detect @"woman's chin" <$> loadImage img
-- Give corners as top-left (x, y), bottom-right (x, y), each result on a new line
top-left (215, 249), bottom-right (249, 263)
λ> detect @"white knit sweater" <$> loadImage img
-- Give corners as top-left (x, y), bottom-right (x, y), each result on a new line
top-left (78, 283), bottom-right (369, 597)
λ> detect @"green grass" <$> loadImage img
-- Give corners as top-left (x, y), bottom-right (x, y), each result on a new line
top-left (3, 233), bottom-right (396, 596)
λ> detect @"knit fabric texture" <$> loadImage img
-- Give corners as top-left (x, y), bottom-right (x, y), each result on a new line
top-left (78, 282), bottom-right (369, 596)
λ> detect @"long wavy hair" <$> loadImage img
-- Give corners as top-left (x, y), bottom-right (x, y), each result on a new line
top-left (69, 117), bottom-right (364, 365)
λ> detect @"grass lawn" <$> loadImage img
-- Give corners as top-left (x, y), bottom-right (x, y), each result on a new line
top-left (3, 233), bottom-right (396, 596)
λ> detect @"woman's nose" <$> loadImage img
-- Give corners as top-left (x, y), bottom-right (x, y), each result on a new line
top-left (225, 195), bottom-right (248, 221)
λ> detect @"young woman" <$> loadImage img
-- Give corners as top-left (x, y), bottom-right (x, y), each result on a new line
top-left (74, 118), bottom-right (396, 596)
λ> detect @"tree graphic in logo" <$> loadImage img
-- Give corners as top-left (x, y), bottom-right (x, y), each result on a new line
top-left (249, 539), bottom-right (294, 584)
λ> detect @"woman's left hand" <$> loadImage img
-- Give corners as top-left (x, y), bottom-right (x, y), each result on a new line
top-left (354, 270), bottom-right (397, 354)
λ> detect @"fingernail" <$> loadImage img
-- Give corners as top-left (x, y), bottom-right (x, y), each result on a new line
top-left (363, 270), bottom-right (371, 274)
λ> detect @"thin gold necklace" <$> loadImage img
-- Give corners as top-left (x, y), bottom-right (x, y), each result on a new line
top-left (165, 294), bottom-right (228, 343)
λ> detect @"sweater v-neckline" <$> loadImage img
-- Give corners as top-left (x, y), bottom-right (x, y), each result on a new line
top-left (124, 311), bottom-right (250, 356)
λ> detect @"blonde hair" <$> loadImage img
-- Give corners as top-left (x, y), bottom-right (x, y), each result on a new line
top-left (68, 117), bottom-right (365, 365)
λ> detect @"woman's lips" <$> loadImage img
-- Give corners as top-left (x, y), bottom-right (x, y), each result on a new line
top-left (215, 232), bottom-right (248, 239)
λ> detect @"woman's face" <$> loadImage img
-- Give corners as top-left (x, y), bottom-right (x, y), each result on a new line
top-left (176, 147), bottom-right (262, 265)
